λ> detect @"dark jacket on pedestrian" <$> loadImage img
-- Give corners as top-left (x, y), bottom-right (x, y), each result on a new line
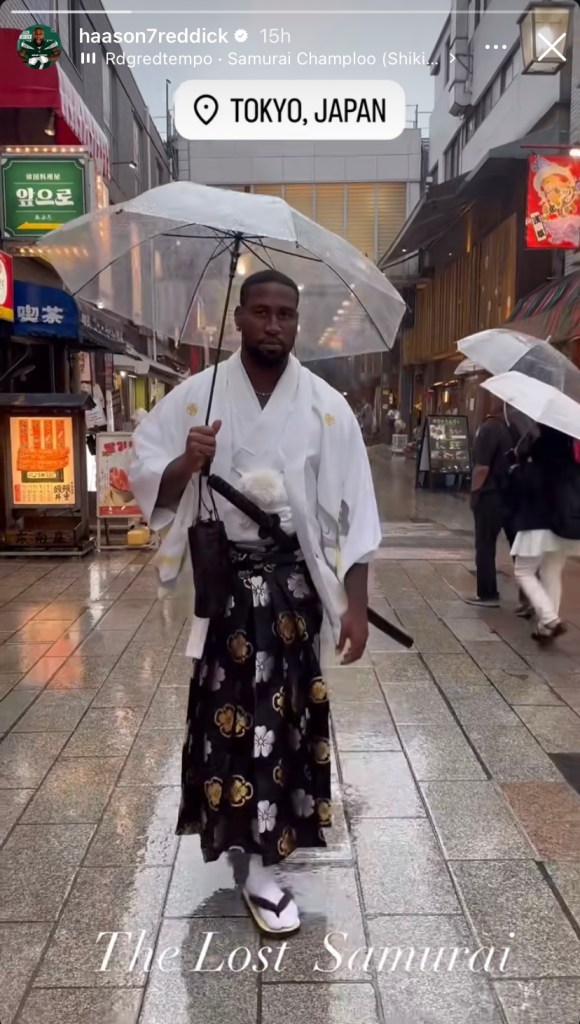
top-left (471, 414), bottom-right (521, 506)
top-left (511, 431), bottom-right (551, 534)
top-left (548, 430), bottom-right (580, 540)
top-left (512, 427), bottom-right (580, 539)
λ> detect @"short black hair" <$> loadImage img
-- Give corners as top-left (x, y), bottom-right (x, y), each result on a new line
top-left (239, 269), bottom-right (299, 307)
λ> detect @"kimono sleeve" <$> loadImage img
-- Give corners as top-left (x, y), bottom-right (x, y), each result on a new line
top-left (337, 406), bottom-right (382, 581)
top-left (129, 383), bottom-right (195, 532)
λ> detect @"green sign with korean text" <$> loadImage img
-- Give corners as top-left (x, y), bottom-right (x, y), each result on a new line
top-left (1, 157), bottom-right (86, 238)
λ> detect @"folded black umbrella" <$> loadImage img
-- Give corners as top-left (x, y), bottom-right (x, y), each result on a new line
top-left (207, 473), bottom-right (414, 650)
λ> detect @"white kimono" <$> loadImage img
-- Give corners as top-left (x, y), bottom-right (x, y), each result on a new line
top-left (129, 351), bottom-right (381, 656)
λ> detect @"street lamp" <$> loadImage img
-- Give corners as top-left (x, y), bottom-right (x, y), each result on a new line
top-left (518, 2), bottom-right (573, 75)
top-left (111, 161), bottom-right (137, 170)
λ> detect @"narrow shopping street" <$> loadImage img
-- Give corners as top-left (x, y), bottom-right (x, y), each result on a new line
top-left (1, 453), bottom-right (580, 1024)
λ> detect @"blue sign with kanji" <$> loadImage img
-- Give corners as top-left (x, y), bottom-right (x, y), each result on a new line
top-left (13, 281), bottom-right (78, 339)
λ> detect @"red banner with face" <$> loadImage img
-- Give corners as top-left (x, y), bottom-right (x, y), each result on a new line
top-left (526, 154), bottom-right (580, 250)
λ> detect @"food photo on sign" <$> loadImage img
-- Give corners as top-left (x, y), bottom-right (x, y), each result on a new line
top-left (9, 416), bottom-right (76, 506)
top-left (526, 154), bottom-right (580, 249)
top-left (96, 434), bottom-right (140, 518)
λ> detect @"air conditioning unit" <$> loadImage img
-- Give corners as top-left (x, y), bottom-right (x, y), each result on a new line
top-left (447, 34), bottom-right (472, 118)
top-left (449, 96), bottom-right (471, 117)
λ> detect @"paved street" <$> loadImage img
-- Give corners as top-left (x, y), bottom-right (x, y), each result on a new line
top-left (1, 453), bottom-right (580, 1024)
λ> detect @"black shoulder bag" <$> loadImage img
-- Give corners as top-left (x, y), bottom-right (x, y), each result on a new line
top-left (188, 473), bottom-right (232, 619)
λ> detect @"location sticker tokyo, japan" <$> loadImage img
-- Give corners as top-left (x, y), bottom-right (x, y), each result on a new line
top-left (175, 81), bottom-right (406, 142)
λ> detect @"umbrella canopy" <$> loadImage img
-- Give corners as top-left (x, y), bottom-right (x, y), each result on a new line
top-left (454, 358), bottom-right (485, 377)
top-left (35, 181), bottom-right (406, 362)
top-left (458, 329), bottom-right (580, 402)
top-left (482, 371), bottom-right (580, 442)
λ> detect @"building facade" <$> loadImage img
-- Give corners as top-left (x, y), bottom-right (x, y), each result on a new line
top-left (0, 0), bottom-right (184, 425)
top-left (428, 0), bottom-right (568, 185)
top-left (382, 0), bottom-right (575, 435)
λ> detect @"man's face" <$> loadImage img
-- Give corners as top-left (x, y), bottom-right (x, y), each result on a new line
top-left (542, 174), bottom-right (571, 210)
top-left (235, 282), bottom-right (298, 366)
top-left (33, 28), bottom-right (44, 46)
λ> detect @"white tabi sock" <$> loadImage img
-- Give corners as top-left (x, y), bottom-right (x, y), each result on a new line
top-left (245, 854), bottom-right (299, 932)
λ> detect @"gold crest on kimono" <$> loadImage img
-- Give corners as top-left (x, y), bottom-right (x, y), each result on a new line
top-left (205, 777), bottom-right (223, 810)
top-left (229, 776), bottom-right (254, 806)
top-left (310, 678), bottom-right (328, 703)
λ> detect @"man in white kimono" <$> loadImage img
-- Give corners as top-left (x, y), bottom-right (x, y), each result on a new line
top-left (130, 269), bottom-right (381, 936)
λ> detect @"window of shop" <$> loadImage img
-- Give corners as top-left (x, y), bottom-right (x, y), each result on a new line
top-left (444, 134), bottom-right (462, 179)
top-left (462, 113), bottom-right (476, 146)
top-left (501, 50), bottom-right (518, 92)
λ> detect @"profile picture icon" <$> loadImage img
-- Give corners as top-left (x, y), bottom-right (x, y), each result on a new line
top-left (17, 24), bottom-right (62, 70)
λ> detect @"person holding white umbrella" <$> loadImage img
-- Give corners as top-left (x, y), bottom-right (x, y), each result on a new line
top-left (482, 371), bottom-right (580, 642)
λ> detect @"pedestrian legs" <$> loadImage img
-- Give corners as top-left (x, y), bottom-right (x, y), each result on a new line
top-left (473, 493), bottom-right (505, 600)
top-left (539, 551), bottom-right (567, 620)
top-left (504, 514), bottom-right (532, 613)
top-left (513, 555), bottom-right (560, 626)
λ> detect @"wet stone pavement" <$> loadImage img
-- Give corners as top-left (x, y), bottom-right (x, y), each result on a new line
top-left (1, 453), bottom-right (580, 1024)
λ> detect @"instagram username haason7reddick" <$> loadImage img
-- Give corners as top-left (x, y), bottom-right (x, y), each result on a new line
top-left (96, 930), bottom-right (514, 975)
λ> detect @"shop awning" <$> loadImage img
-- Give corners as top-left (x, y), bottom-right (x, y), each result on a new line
top-left (114, 351), bottom-right (189, 385)
top-left (77, 302), bottom-right (138, 355)
top-left (0, 29), bottom-right (110, 178)
top-left (380, 130), bottom-right (564, 270)
top-left (379, 177), bottom-right (469, 268)
top-left (505, 271), bottom-right (580, 344)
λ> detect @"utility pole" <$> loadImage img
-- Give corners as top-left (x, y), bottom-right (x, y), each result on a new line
top-left (165, 79), bottom-right (175, 180)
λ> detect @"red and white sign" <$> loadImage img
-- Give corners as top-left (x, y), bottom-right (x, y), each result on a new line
top-left (56, 66), bottom-right (111, 179)
top-left (526, 154), bottom-right (580, 250)
top-left (96, 433), bottom-right (141, 518)
top-left (0, 251), bottom-right (14, 322)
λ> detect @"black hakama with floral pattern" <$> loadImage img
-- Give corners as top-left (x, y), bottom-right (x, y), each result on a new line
top-left (176, 546), bottom-right (331, 865)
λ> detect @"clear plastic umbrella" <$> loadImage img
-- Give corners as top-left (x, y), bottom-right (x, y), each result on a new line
top-left (458, 329), bottom-right (580, 403)
top-left (36, 181), bottom-right (405, 363)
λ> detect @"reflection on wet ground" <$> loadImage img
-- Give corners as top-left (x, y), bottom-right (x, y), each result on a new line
top-left (1, 451), bottom-right (580, 1023)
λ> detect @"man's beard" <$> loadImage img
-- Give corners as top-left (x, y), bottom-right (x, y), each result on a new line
top-left (249, 346), bottom-right (290, 368)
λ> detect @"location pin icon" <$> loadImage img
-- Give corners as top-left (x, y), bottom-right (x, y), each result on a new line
top-left (193, 94), bottom-right (219, 126)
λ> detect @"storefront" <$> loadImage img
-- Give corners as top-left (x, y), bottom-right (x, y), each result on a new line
top-left (113, 351), bottom-right (189, 425)
top-left (383, 139), bottom-right (558, 434)
top-left (77, 304), bottom-right (141, 432)
top-left (0, 392), bottom-right (92, 554)
top-left (3, 279), bottom-right (78, 392)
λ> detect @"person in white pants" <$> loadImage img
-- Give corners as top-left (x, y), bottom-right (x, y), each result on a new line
top-left (510, 425), bottom-right (580, 642)
top-left (513, 546), bottom-right (569, 639)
